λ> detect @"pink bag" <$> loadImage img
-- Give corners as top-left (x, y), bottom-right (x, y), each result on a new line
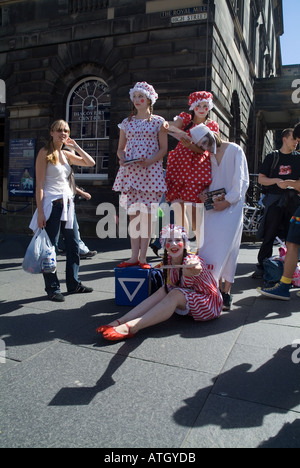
top-left (276, 238), bottom-right (300, 287)
top-left (292, 265), bottom-right (300, 287)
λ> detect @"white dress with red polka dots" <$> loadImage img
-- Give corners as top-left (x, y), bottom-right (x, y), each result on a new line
top-left (113, 116), bottom-right (167, 214)
top-left (165, 113), bottom-right (219, 204)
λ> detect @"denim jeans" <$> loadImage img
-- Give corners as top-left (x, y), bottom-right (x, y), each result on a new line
top-left (43, 202), bottom-right (80, 296)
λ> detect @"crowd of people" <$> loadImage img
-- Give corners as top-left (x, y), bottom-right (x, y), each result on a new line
top-left (28, 80), bottom-right (300, 341)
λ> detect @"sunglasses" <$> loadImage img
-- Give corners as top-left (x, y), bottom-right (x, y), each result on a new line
top-left (55, 128), bottom-right (70, 134)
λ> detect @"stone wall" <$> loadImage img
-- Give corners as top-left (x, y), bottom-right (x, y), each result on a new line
top-left (0, 0), bottom-right (288, 233)
top-left (0, 0), bottom-right (214, 193)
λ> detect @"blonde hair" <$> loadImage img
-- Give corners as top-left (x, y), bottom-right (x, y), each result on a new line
top-left (214, 132), bottom-right (222, 148)
top-left (45, 120), bottom-right (70, 165)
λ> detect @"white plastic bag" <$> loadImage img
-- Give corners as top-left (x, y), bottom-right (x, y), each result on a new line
top-left (22, 229), bottom-right (57, 274)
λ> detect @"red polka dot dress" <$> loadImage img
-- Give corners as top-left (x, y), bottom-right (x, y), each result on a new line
top-left (113, 116), bottom-right (167, 214)
top-left (165, 113), bottom-right (219, 204)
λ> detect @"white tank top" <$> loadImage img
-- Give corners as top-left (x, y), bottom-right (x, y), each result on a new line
top-left (29, 152), bottom-right (75, 232)
top-left (43, 153), bottom-right (73, 198)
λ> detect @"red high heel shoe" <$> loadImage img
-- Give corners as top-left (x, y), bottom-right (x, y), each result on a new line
top-left (96, 320), bottom-right (121, 334)
top-left (103, 323), bottom-right (135, 341)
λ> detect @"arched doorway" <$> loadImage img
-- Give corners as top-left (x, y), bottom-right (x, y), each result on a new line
top-left (66, 77), bottom-right (111, 180)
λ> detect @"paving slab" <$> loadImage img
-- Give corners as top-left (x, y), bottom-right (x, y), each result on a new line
top-left (64, 309), bottom-right (249, 375)
top-left (1, 235), bottom-right (300, 448)
top-left (182, 394), bottom-right (300, 448)
top-left (212, 342), bottom-right (300, 412)
top-left (0, 341), bottom-right (214, 448)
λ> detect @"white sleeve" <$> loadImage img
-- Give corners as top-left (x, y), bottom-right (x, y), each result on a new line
top-left (225, 147), bottom-right (250, 205)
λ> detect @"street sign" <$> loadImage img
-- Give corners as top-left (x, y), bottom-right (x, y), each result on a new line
top-left (8, 138), bottom-right (36, 197)
top-left (171, 13), bottom-right (208, 23)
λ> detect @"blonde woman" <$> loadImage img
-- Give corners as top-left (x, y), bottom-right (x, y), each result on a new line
top-left (29, 120), bottom-right (95, 301)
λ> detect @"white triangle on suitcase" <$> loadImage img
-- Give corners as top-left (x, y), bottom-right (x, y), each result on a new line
top-left (118, 278), bottom-right (146, 302)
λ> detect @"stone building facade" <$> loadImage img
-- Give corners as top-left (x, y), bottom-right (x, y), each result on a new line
top-left (0, 0), bottom-right (298, 233)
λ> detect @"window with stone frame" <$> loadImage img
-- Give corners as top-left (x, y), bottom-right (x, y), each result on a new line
top-left (66, 77), bottom-right (111, 180)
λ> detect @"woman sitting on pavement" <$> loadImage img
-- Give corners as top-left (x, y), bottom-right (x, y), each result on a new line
top-left (96, 224), bottom-right (223, 341)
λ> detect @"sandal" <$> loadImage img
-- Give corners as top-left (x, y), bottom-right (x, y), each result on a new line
top-left (103, 323), bottom-right (135, 341)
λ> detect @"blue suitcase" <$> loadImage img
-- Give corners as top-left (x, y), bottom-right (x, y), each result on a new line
top-left (115, 266), bottom-right (151, 306)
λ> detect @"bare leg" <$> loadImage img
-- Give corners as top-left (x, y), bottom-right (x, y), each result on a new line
top-left (172, 202), bottom-right (189, 230)
top-left (191, 204), bottom-right (204, 251)
top-left (219, 279), bottom-right (231, 293)
top-left (223, 280), bottom-right (232, 294)
top-left (127, 212), bottom-right (152, 264)
top-left (183, 204), bottom-right (190, 233)
top-left (139, 212), bottom-right (152, 264)
top-left (114, 289), bottom-right (187, 335)
top-left (126, 213), bottom-right (141, 263)
top-left (108, 288), bottom-right (167, 327)
top-left (282, 242), bottom-right (299, 279)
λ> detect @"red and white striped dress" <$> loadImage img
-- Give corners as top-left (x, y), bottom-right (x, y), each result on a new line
top-left (166, 254), bottom-right (223, 321)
